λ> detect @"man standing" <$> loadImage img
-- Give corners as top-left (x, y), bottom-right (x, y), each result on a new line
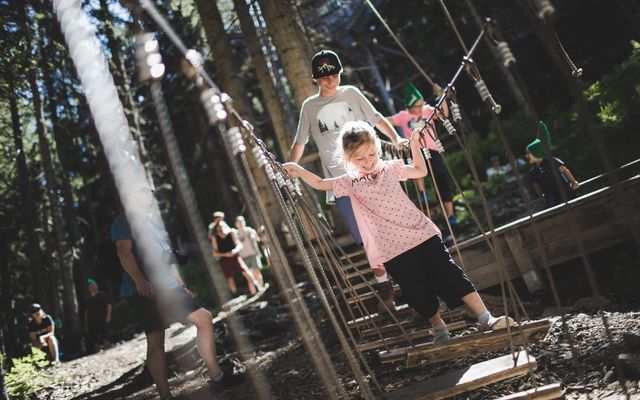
top-left (290, 50), bottom-right (408, 312)
top-left (84, 278), bottom-right (112, 353)
top-left (112, 213), bottom-right (243, 399)
top-left (27, 303), bottom-right (60, 365)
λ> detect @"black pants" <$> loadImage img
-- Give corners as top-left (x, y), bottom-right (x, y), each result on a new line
top-left (385, 236), bottom-right (475, 319)
top-left (428, 150), bottom-right (452, 203)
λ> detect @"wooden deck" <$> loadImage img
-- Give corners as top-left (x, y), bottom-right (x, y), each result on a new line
top-left (451, 176), bottom-right (640, 292)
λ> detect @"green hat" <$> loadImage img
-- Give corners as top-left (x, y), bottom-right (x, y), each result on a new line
top-left (404, 81), bottom-right (424, 108)
top-left (87, 278), bottom-right (97, 286)
top-left (526, 120), bottom-right (552, 158)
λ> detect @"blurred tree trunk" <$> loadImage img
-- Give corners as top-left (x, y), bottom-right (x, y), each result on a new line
top-left (233, 0), bottom-right (292, 155)
top-left (28, 67), bottom-right (82, 338)
top-left (256, 0), bottom-right (315, 110)
top-left (194, 0), bottom-right (282, 224)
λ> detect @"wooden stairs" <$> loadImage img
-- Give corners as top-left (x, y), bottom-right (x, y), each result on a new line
top-left (322, 237), bottom-right (560, 399)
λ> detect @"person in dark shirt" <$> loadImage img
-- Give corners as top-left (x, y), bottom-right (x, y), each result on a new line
top-left (526, 121), bottom-right (580, 208)
top-left (112, 212), bottom-right (244, 399)
top-left (27, 303), bottom-right (60, 364)
top-left (84, 278), bottom-right (112, 352)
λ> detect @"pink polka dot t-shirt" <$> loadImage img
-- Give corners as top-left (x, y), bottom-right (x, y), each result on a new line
top-left (332, 159), bottom-right (441, 266)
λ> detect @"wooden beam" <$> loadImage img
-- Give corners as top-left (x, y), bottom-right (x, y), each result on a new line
top-left (360, 309), bottom-right (466, 337)
top-left (405, 319), bottom-right (550, 368)
top-left (357, 320), bottom-right (468, 352)
top-left (346, 284), bottom-right (402, 304)
top-left (386, 351), bottom-right (536, 400)
top-left (497, 383), bottom-right (565, 400)
top-left (504, 229), bottom-right (543, 292)
top-left (348, 304), bottom-right (414, 328)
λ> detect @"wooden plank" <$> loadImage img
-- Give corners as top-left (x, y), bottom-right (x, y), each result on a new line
top-left (386, 351), bottom-right (536, 400)
top-left (357, 320), bottom-right (468, 352)
top-left (340, 258), bottom-right (370, 272)
top-left (360, 309), bottom-right (466, 337)
top-left (344, 267), bottom-right (373, 280)
top-left (341, 278), bottom-right (377, 293)
top-left (497, 383), bottom-right (564, 400)
top-left (339, 248), bottom-right (366, 261)
top-left (348, 304), bottom-right (414, 328)
top-left (504, 230), bottom-right (543, 292)
top-left (405, 319), bottom-right (550, 368)
top-left (346, 284), bottom-right (401, 304)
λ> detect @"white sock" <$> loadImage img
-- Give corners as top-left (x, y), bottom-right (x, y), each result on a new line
top-left (478, 311), bottom-right (492, 324)
top-left (374, 271), bottom-right (388, 283)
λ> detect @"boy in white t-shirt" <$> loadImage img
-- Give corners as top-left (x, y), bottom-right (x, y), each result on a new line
top-left (290, 50), bottom-right (408, 312)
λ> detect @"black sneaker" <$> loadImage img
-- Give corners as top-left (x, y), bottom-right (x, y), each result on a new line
top-left (208, 372), bottom-right (246, 393)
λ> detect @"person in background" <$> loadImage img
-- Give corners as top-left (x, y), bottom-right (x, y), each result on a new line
top-left (112, 212), bottom-right (244, 400)
top-left (486, 155), bottom-right (507, 180)
top-left (234, 216), bottom-right (265, 289)
top-left (84, 278), bottom-right (112, 353)
top-left (289, 49), bottom-right (409, 313)
top-left (207, 211), bottom-right (225, 239)
top-left (211, 220), bottom-right (260, 296)
top-left (387, 81), bottom-right (456, 224)
top-left (526, 121), bottom-right (580, 208)
top-left (28, 303), bottom-right (60, 365)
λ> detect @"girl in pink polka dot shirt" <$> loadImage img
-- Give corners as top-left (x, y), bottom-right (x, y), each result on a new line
top-left (284, 121), bottom-right (513, 341)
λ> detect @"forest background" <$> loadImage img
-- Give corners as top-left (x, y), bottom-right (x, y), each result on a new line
top-left (0, 0), bottom-right (638, 367)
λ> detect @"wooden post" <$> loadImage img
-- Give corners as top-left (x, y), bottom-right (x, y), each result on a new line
top-left (504, 230), bottom-right (543, 292)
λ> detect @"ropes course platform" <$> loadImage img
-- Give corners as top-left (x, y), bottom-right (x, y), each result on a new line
top-left (377, 319), bottom-right (550, 365)
top-left (451, 175), bottom-right (640, 293)
top-left (385, 350), bottom-right (540, 400)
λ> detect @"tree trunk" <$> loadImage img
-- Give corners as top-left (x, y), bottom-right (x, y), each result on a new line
top-left (256, 0), bottom-right (316, 110)
top-left (8, 77), bottom-right (48, 308)
top-left (40, 20), bottom-right (90, 307)
top-left (28, 68), bottom-right (82, 338)
top-left (194, 0), bottom-right (282, 224)
top-left (233, 0), bottom-right (293, 155)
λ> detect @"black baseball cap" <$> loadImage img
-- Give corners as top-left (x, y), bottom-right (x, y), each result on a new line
top-left (311, 50), bottom-right (343, 79)
top-left (29, 303), bottom-right (42, 314)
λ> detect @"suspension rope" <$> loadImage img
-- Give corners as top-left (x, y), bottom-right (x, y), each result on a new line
top-left (363, 0), bottom-right (438, 91)
top-left (129, 0), bottom-right (358, 396)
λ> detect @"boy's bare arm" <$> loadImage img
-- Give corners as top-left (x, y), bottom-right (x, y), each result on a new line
top-left (559, 165), bottom-right (580, 190)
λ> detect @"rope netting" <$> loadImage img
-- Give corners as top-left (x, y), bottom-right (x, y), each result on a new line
top-left (54, 0), bottom-right (638, 397)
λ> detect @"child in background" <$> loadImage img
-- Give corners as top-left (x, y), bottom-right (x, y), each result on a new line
top-left (234, 215), bottom-right (265, 289)
top-left (284, 121), bottom-right (512, 341)
top-left (526, 121), bottom-right (580, 208)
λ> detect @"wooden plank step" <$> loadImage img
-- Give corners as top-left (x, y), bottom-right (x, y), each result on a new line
top-left (343, 266), bottom-right (374, 280)
top-left (340, 258), bottom-right (370, 273)
top-left (346, 284), bottom-right (402, 304)
top-left (497, 383), bottom-right (564, 400)
top-left (360, 309), bottom-right (466, 337)
top-left (341, 278), bottom-right (377, 293)
top-left (379, 319), bottom-right (549, 365)
top-left (386, 350), bottom-right (536, 400)
top-left (348, 303), bottom-right (413, 328)
top-left (405, 319), bottom-right (550, 368)
top-left (357, 320), bottom-right (468, 352)
top-left (339, 248), bottom-right (366, 261)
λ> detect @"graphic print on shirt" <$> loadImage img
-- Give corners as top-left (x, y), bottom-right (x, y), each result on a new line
top-left (317, 101), bottom-right (354, 134)
top-left (350, 164), bottom-right (386, 186)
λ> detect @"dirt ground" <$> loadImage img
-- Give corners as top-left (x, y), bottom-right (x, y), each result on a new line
top-left (36, 256), bottom-right (640, 400)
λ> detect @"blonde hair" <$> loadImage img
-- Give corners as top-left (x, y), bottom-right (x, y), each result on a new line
top-left (335, 121), bottom-right (381, 176)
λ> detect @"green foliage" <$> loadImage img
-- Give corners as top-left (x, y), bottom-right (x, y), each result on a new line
top-left (584, 41), bottom-right (640, 128)
top-left (5, 348), bottom-right (60, 399)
